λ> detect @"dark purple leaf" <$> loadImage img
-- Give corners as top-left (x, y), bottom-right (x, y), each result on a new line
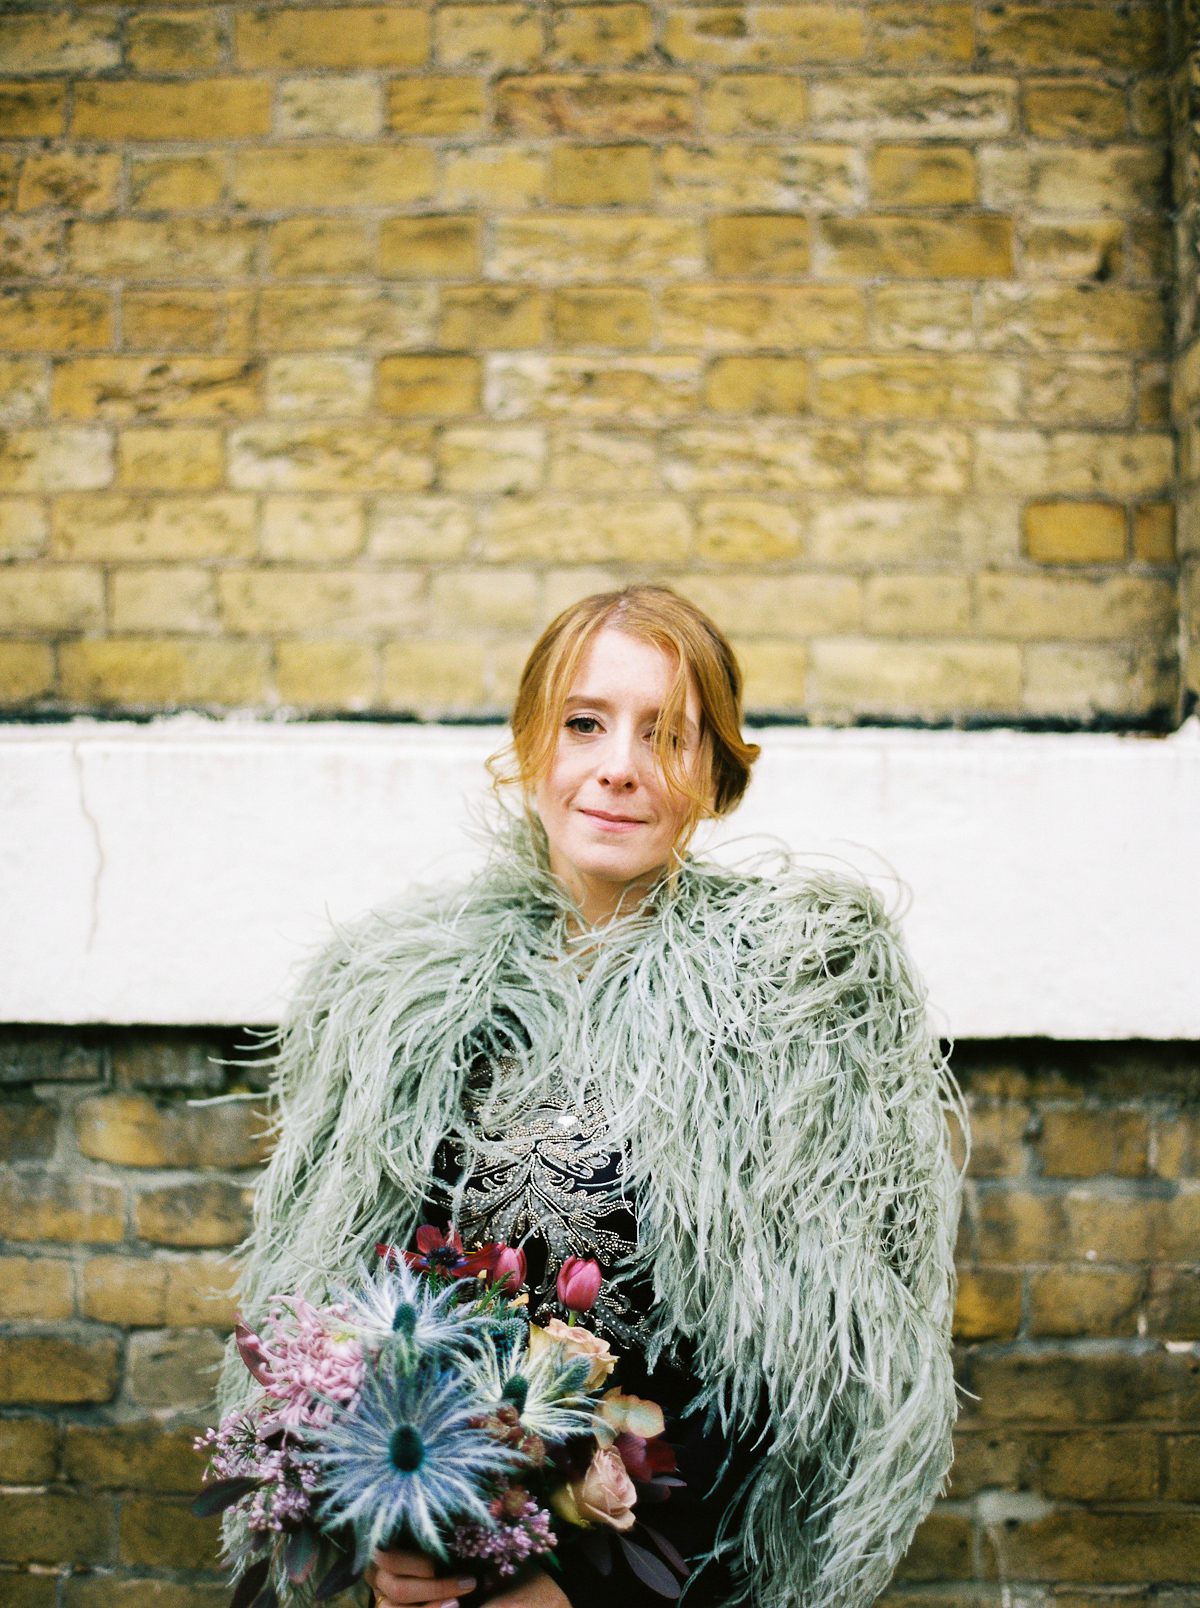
top-left (191, 1477), bottom-right (261, 1517)
top-left (618, 1536), bottom-right (681, 1599)
top-left (579, 1529), bottom-right (614, 1576)
top-left (314, 1550), bottom-right (362, 1602)
top-left (230, 1558), bottom-right (270, 1608)
top-left (632, 1479), bottom-right (671, 1504)
top-left (639, 1526), bottom-right (691, 1577)
top-left (285, 1526), bottom-right (320, 1585)
top-left (250, 1584), bottom-right (277, 1608)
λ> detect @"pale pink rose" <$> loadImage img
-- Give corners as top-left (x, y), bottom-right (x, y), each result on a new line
top-left (528, 1317), bottom-right (616, 1389)
top-left (549, 1447), bottom-right (637, 1532)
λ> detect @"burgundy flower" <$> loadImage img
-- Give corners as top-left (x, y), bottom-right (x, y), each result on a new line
top-left (234, 1319), bottom-right (274, 1386)
top-left (402, 1224), bottom-right (499, 1280)
top-left (557, 1255), bottom-right (603, 1314)
top-left (614, 1431), bottom-right (678, 1484)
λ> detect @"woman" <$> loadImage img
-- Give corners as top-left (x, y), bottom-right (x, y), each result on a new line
top-left (231, 586), bottom-right (961, 1608)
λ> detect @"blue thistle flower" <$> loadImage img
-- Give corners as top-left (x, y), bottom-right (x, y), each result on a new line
top-left (337, 1262), bottom-right (494, 1365)
top-left (459, 1332), bottom-right (593, 1443)
top-left (311, 1349), bottom-right (521, 1568)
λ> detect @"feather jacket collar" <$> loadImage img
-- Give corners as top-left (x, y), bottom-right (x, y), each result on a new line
top-left (235, 815), bottom-right (961, 1608)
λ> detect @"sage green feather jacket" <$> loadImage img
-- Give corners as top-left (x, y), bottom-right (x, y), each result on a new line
top-left (231, 819), bottom-right (962, 1608)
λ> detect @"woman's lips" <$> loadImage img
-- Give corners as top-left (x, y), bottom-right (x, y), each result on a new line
top-left (579, 808), bottom-right (646, 831)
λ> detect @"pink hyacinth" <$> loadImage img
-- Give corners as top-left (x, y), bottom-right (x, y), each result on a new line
top-left (237, 1296), bottom-right (365, 1430)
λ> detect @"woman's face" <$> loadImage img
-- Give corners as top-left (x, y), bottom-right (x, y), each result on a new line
top-left (535, 627), bottom-right (706, 917)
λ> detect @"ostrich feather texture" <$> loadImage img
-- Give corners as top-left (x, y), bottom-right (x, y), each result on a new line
top-left (225, 813), bottom-right (964, 1608)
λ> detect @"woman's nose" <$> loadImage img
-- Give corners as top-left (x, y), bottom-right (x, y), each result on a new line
top-left (597, 731), bottom-right (638, 788)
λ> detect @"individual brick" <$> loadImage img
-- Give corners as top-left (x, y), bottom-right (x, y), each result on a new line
top-left (1036, 1109), bottom-right (1150, 1176)
top-left (869, 4), bottom-right (974, 66)
top-left (126, 11), bottom-right (225, 72)
top-left (128, 154), bottom-right (225, 211)
top-left (439, 426), bottom-right (546, 494)
top-left (0, 502), bottom-right (47, 565)
top-left (262, 495), bottom-right (364, 561)
top-left (817, 215), bottom-right (1013, 279)
top-left (964, 1347), bottom-right (1200, 1425)
top-left (549, 5), bottom-right (653, 66)
top-left (134, 1180), bottom-right (254, 1247)
top-left (0, 13), bottom-right (119, 73)
top-left (227, 421), bottom-right (433, 491)
top-left (76, 1092), bottom-right (271, 1170)
top-left (368, 496), bottom-right (474, 560)
top-left (656, 143), bottom-right (787, 209)
top-left (1023, 642), bottom-right (1177, 718)
top-left (734, 639), bottom-right (808, 709)
top-left (1029, 1270), bottom-right (1143, 1338)
top-left (862, 427), bottom-right (970, 494)
top-left (382, 639), bottom-right (488, 713)
top-left (0, 360), bottom-right (48, 427)
top-left (0, 290), bottom-right (112, 354)
top-left (379, 216), bottom-right (481, 279)
top-left (120, 292), bottom-right (223, 353)
top-left (811, 75), bottom-right (1016, 137)
top-left (490, 215), bottom-right (704, 281)
top-left (72, 80), bottom-right (270, 141)
top-left (693, 498), bottom-right (804, 562)
top-left (1133, 503), bottom-right (1175, 561)
top-left (441, 286), bottom-right (548, 349)
top-left (487, 353), bottom-right (702, 422)
top-left (550, 145), bottom-right (655, 206)
top-left (436, 4), bottom-right (543, 68)
top-left (119, 1497), bottom-right (222, 1570)
top-left (275, 74), bottom-right (384, 138)
top-left (66, 219), bottom-right (256, 280)
top-left (976, 5), bottom-right (1165, 72)
top-left (387, 76), bottom-right (486, 135)
top-left (814, 355), bottom-right (1021, 421)
top-left (266, 355), bottom-right (372, 417)
top-left (276, 641), bottom-right (378, 708)
top-left (980, 146), bottom-right (1164, 215)
top-left (82, 1251), bottom-right (237, 1328)
top-left (256, 286), bottom-right (435, 352)
top-left (0, 1416), bottom-right (57, 1482)
top-left (952, 1269), bottom-right (1021, 1340)
top-left (709, 215), bottom-right (810, 277)
top-left (0, 1333), bottom-right (120, 1405)
top-left (236, 7), bottom-right (430, 67)
top-left (219, 569), bottom-right (422, 633)
top-left (0, 1491), bottom-right (115, 1566)
top-left (1019, 222), bottom-right (1124, 284)
top-left (864, 573), bottom-right (971, 635)
top-left (1166, 1434), bottom-right (1200, 1500)
top-left (0, 82), bottom-right (66, 138)
top-left (0, 1030), bottom-right (102, 1084)
top-left (0, 1255), bottom-right (73, 1320)
top-left (809, 638), bottom-right (1022, 711)
top-left (869, 284), bottom-right (975, 352)
top-left (126, 1328), bottom-right (227, 1409)
top-left (117, 429), bottom-right (223, 493)
top-left (52, 358), bottom-right (259, 424)
top-left (705, 355), bottom-right (808, 414)
top-left (660, 285), bottom-right (864, 348)
top-left (0, 1096), bottom-right (56, 1162)
top-left (975, 574), bottom-right (1175, 642)
top-left (1146, 1269), bottom-right (1200, 1340)
top-left (377, 354), bottom-right (481, 416)
top-left (429, 566), bottom-right (541, 627)
top-left (552, 287), bottom-right (655, 347)
top-left (60, 641), bottom-right (269, 708)
top-left (868, 145), bottom-right (975, 205)
top-left (679, 572), bottom-right (859, 632)
top-left (0, 1172), bottom-right (124, 1242)
top-left (233, 147), bottom-right (436, 209)
top-left (1040, 1430), bottom-right (1158, 1499)
top-left (0, 556), bottom-right (90, 626)
top-left (495, 74), bottom-right (696, 137)
top-left (16, 151), bottom-right (121, 215)
top-left (703, 74), bottom-right (809, 135)
top-left (1023, 79), bottom-right (1128, 139)
top-left (548, 430), bottom-right (661, 492)
top-left (892, 1510), bottom-right (973, 1581)
top-left (663, 5), bottom-right (865, 66)
top-left (1024, 502), bottom-right (1127, 563)
top-left (980, 285), bottom-right (1167, 353)
top-left (65, 1419), bottom-right (208, 1492)
top-left (441, 147), bottom-right (546, 207)
top-left (997, 1511), bottom-right (1200, 1584)
top-left (662, 422), bottom-right (858, 492)
top-left (480, 499), bottom-right (690, 563)
top-left (53, 494), bottom-right (255, 560)
top-left (269, 217), bottom-right (373, 276)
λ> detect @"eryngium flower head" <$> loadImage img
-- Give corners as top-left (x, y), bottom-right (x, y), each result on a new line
top-left (337, 1261), bottom-right (493, 1365)
top-left (312, 1350), bottom-right (521, 1567)
top-left (459, 1330), bottom-right (593, 1444)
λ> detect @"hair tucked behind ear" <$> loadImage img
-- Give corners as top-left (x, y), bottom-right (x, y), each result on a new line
top-left (489, 584), bottom-right (761, 847)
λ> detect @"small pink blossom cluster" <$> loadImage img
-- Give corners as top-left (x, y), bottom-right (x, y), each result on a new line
top-left (236, 1296), bottom-right (365, 1430)
top-left (451, 1488), bottom-right (556, 1577)
top-left (194, 1416), bottom-right (321, 1534)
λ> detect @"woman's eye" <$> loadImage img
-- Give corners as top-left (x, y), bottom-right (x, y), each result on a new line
top-left (566, 716), bottom-right (600, 735)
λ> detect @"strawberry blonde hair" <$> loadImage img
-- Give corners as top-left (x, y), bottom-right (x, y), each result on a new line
top-left (490, 585), bottom-right (761, 848)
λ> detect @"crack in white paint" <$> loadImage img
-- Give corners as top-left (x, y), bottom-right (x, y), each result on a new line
top-left (70, 739), bottom-right (104, 952)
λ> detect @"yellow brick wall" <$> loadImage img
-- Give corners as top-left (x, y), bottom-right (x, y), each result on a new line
top-left (1174, 0), bottom-right (1199, 712)
top-left (0, 0), bottom-right (1183, 723)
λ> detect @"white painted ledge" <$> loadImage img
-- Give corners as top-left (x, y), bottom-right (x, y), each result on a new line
top-left (1, 718), bottom-right (1197, 1038)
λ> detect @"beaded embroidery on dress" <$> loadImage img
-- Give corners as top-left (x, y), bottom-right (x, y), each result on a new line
top-left (432, 1060), bottom-right (647, 1347)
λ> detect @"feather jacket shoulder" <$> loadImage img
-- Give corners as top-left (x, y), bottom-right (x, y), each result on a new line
top-left (232, 819), bottom-right (962, 1608)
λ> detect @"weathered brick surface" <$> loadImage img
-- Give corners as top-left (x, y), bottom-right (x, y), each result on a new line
top-left (0, 0), bottom-right (1184, 725)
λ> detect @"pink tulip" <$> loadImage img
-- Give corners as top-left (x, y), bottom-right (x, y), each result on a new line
top-left (492, 1245), bottom-right (527, 1295)
top-left (557, 1256), bottom-right (603, 1314)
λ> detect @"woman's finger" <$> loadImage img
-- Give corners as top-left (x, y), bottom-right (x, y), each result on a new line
top-left (366, 1561), bottom-right (477, 1607)
top-left (372, 1550), bottom-right (436, 1578)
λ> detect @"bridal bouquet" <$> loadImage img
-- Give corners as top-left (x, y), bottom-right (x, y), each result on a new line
top-left (193, 1228), bottom-right (688, 1608)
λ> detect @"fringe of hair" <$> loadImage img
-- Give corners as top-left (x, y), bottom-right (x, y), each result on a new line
top-left (225, 813), bottom-right (963, 1608)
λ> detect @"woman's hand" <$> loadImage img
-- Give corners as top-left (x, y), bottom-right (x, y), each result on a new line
top-left (366, 1548), bottom-right (476, 1608)
top-left (483, 1569), bottom-right (570, 1608)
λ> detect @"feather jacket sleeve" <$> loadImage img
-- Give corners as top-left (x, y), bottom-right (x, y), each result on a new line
top-left (230, 822), bottom-right (962, 1608)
